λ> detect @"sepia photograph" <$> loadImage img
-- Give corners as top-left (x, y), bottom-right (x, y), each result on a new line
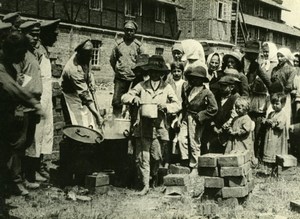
top-left (0, 0), bottom-right (300, 218)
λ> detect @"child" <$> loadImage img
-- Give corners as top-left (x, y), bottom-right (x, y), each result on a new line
top-left (225, 97), bottom-right (254, 156)
top-left (262, 93), bottom-right (288, 172)
top-left (178, 65), bottom-right (218, 173)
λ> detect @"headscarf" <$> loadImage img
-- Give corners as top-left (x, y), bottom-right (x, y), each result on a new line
top-left (207, 52), bottom-right (223, 71)
top-left (277, 47), bottom-right (294, 66)
top-left (181, 39), bottom-right (205, 63)
top-left (262, 42), bottom-right (278, 63)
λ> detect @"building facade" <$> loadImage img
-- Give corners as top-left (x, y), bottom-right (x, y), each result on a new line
top-left (0, 0), bottom-right (183, 81)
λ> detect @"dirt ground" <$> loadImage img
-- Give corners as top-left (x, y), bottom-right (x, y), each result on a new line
top-left (6, 88), bottom-right (300, 219)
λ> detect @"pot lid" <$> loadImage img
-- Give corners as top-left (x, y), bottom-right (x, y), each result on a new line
top-left (62, 125), bottom-right (104, 144)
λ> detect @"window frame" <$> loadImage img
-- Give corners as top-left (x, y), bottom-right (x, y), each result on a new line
top-left (89, 0), bottom-right (103, 11)
top-left (124, 0), bottom-right (142, 18)
top-left (91, 40), bottom-right (102, 67)
top-left (155, 4), bottom-right (166, 23)
top-left (217, 1), bottom-right (228, 21)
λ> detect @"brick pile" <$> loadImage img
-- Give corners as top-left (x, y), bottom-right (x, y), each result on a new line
top-left (85, 172), bottom-right (112, 194)
top-left (199, 151), bottom-right (254, 199)
top-left (276, 155), bottom-right (297, 180)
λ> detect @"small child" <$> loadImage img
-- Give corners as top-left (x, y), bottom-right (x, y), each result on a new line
top-left (225, 97), bottom-right (255, 158)
top-left (262, 93), bottom-right (288, 172)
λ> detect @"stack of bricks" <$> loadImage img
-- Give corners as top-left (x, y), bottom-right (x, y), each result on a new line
top-left (85, 172), bottom-right (111, 194)
top-left (276, 155), bottom-right (297, 180)
top-left (199, 151), bottom-right (254, 199)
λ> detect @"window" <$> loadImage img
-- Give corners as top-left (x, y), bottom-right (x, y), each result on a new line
top-left (90, 0), bottom-right (103, 11)
top-left (91, 40), bottom-right (102, 66)
top-left (125, 0), bottom-right (142, 17)
top-left (155, 47), bottom-right (164, 56)
top-left (155, 4), bottom-right (165, 23)
top-left (217, 1), bottom-right (228, 21)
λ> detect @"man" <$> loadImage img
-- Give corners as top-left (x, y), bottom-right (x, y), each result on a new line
top-left (0, 31), bottom-right (43, 218)
top-left (2, 11), bottom-right (22, 31)
top-left (110, 20), bottom-right (143, 117)
top-left (26, 19), bottom-right (60, 179)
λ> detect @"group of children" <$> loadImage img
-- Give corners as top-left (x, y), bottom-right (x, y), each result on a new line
top-left (120, 39), bottom-right (297, 195)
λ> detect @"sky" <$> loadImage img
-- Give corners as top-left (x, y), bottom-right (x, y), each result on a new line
top-left (282, 0), bottom-right (300, 28)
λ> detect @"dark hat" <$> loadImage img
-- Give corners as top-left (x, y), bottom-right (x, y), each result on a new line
top-left (20, 21), bottom-right (40, 33)
top-left (223, 51), bottom-right (242, 63)
top-left (124, 20), bottom-right (138, 30)
top-left (243, 40), bottom-right (260, 54)
top-left (185, 66), bottom-right (209, 82)
top-left (0, 21), bottom-right (12, 31)
top-left (141, 55), bottom-right (169, 73)
top-left (2, 12), bottom-right (20, 23)
top-left (41, 19), bottom-right (60, 29)
top-left (218, 75), bottom-right (240, 85)
top-left (133, 54), bottom-right (149, 70)
top-left (75, 39), bottom-right (93, 52)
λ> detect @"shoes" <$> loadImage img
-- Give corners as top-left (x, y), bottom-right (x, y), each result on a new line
top-left (24, 180), bottom-right (40, 189)
top-left (15, 183), bottom-right (29, 196)
top-left (39, 166), bottom-right (50, 179)
top-left (138, 185), bottom-right (149, 196)
top-left (36, 172), bottom-right (47, 182)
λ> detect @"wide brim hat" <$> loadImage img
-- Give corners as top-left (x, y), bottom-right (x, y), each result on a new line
top-left (2, 12), bottom-right (20, 23)
top-left (41, 19), bottom-right (60, 29)
top-left (133, 54), bottom-right (150, 70)
top-left (20, 20), bottom-right (40, 33)
top-left (141, 55), bottom-right (169, 73)
top-left (243, 40), bottom-right (260, 54)
top-left (218, 75), bottom-right (241, 85)
top-left (185, 65), bottom-right (209, 82)
top-left (223, 51), bottom-right (242, 65)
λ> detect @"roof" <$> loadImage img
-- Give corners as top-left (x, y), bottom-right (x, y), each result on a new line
top-left (199, 40), bottom-right (235, 47)
top-left (243, 14), bottom-right (300, 37)
top-left (156, 0), bottom-right (185, 9)
top-left (259, 0), bottom-right (290, 12)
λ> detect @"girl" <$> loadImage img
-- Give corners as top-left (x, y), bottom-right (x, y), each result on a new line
top-left (263, 93), bottom-right (288, 172)
top-left (207, 52), bottom-right (223, 94)
top-left (260, 42), bottom-right (278, 78)
top-left (178, 64), bottom-right (218, 173)
top-left (225, 97), bottom-right (254, 157)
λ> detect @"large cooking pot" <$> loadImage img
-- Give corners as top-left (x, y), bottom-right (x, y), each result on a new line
top-left (102, 118), bottom-right (131, 139)
top-left (140, 103), bottom-right (158, 118)
top-left (62, 125), bottom-right (104, 144)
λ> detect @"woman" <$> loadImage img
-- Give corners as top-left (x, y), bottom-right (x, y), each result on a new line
top-left (61, 40), bottom-right (102, 131)
top-left (223, 51), bottom-right (249, 96)
top-left (260, 42), bottom-right (278, 78)
top-left (206, 52), bottom-right (223, 94)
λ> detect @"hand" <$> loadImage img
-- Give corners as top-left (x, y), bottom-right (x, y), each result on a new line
top-left (228, 128), bottom-right (235, 135)
top-left (213, 126), bottom-right (222, 134)
top-left (158, 103), bottom-right (167, 111)
top-left (291, 90), bottom-right (297, 95)
top-left (132, 97), bottom-right (141, 106)
top-left (262, 118), bottom-right (267, 124)
top-left (230, 110), bottom-right (238, 118)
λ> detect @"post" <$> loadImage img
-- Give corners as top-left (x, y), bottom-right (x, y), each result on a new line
top-left (234, 0), bottom-right (240, 45)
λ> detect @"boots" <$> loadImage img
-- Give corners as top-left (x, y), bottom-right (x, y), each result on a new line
top-left (138, 185), bottom-right (149, 196)
top-left (150, 175), bottom-right (158, 189)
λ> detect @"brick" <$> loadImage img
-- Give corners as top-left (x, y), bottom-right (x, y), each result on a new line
top-left (198, 153), bottom-right (222, 167)
top-left (222, 186), bottom-right (249, 198)
top-left (89, 185), bottom-right (110, 195)
top-left (290, 200), bottom-right (300, 213)
top-left (85, 173), bottom-right (109, 188)
top-left (198, 167), bottom-right (219, 177)
top-left (169, 164), bottom-right (190, 174)
top-left (163, 174), bottom-right (189, 186)
top-left (277, 166), bottom-right (297, 176)
top-left (225, 176), bottom-right (247, 187)
top-left (218, 153), bottom-right (245, 167)
top-left (204, 177), bottom-right (224, 188)
top-left (276, 155), bottom-right (297, 167)
top-left (256, 213), bottom-right (274, 219)
top-left (158, 167), bottom-right (169, 186)
top-left (220, 162), bottom-right (251, 177)
top-left (165, 186), bottom-right (187, 195)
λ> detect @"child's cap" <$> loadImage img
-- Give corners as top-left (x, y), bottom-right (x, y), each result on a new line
top-left (172, 43), bottom-right (183, 53)
top-left (218, 75), bottom-right (240, 85)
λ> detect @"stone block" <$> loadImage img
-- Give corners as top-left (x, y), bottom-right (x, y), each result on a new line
top-left (89, 185), bottom-right (110, 195)
top-left (225, 176), bottom-right (247, 187)
top-left (218, 153), bottom-right (245, 167)
top-left (198, 153), bottom-right (222, 167)
top-left (291, 200), bottom-right (300, 213)
top-left (158, 167), bottom-right (169, 186)
top-left (204, 177), bottom-right (224, 188)
top-left (203, 188), bottom-right (222, 199)
top-left (165, 186), bottom-right (187, 195)
top-left (169, 164), bottom-right (190, 174)
top-left (276, 154), bottom-right (297, 167)
top-left (198, 167), bottom-right (219, 177)
top-left (163, 174), bottom-right (189, 186)
top-left (220, 162), bottom-right (251, 177)
top-left (222, 185), bottom-right (249, 198)
top-left (85, 173), bottom-right (109, 188)
top-left (277, 166), bottom-right (297, 176)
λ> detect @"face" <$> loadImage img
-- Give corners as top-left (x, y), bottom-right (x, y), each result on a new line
top-left (227, 57), bottom-right (238, 70)
top-left (294, 56), bottom-right (300, 67)
top-left (188, 76), bottom-right (204, 87)
top-left (172, 50), bottom-right (183, 62)
top-left (149, 70), bottom-right (162, 81)
top-left (171, 68), bottom-right (182, 81)
top-left (124, 28), bottom-right (135, 40)
top-left (219, 83), bottom-right (234, 96)
top-left (26, 31), bottom-right (40, 48)
top-left (272, 100), bottom-right (283, 112)
top-left (46, 28), bottom-right (59, 47)
top-left (277, 53), bottom-right (287, 65)
top-left (245, 52), bottom-right (259, 61)
top-left (235, 104), bottom-right (247, 116)
top-left (262, 46), bottom-right (269, 59)
top-left (209, 54), bottom-right (220, 71)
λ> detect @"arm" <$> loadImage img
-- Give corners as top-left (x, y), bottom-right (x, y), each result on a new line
top-left (230, 119), bottom-right (252, 136)
top-left (196, 91), bottom-right (218, 124)
top-left (109, 44), bottom-right (118, 72)
top-left (285, 66), bottom-right (296, 93)
top-left (166, 85), bottom-right (181, 114)
top-left (239, 74), bottom-right (249, 96)
top-left (257, 65), bottom-right (271, 90)
top-left (121, 83), bottom-right (142, 105)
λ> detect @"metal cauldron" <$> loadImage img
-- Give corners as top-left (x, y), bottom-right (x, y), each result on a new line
top-left (59, 125), bottom-right (104, 186)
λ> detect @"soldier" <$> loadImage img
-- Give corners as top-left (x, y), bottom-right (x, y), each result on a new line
top-left (2, 11), bottom-right (22, 31)
top-left (110, 20), bottom-right (143, 117)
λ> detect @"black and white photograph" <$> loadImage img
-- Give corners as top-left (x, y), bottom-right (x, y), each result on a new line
top-left (1, 0), bottom-right (300, 218)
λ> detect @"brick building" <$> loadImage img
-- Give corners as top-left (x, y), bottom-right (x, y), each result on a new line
top-left (0, 0), bottom-right (183, 81)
